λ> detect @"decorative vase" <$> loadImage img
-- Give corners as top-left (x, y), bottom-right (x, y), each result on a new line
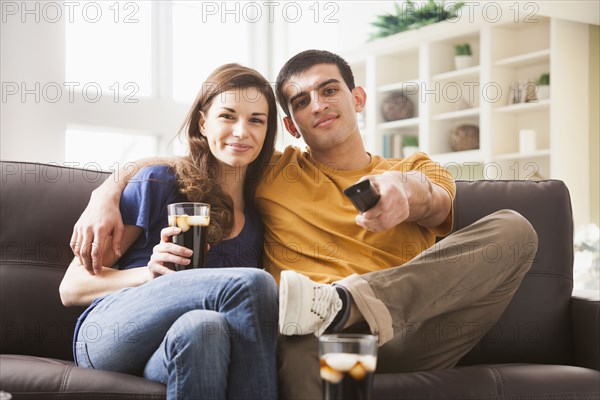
top-left (536, 84), bottom-right (550, 100)
top-left (381, 92), bottom-right (415, 122)
top-left (454, 55), bottom-right (473, 70)
top-left (449, 124), bottom-right (479, 151)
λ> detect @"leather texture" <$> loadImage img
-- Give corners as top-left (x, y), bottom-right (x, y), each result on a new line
top-left (454, 180), bottom-right (575, 366)
top-left (1, 354), bottom-right (165, 399)
top-left (373, 364), bottom-right (600, 399)
top-left (1, 161), bottom-right (598, 399)
top-left (572, 290), bottom-right (600, 371)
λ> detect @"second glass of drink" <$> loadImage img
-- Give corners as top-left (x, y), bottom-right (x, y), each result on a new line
top-left (167, 202), bottom-right (210, 270)
top-left (319, 333), bottom-right (378, 400)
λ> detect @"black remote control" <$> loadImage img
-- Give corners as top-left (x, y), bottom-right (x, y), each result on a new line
top-left (343, 180), bottom-right (381, 212)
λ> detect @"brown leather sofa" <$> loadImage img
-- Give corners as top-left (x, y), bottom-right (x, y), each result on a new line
top-left (1, 160), bottom-right (599, 399)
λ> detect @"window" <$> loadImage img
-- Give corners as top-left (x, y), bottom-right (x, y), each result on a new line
top-left (65, 1), bottom-right (153, 97)
top-left (171, 1), bottom-right (253, 103)
top-left (65, 128), bottom-right (158, 171)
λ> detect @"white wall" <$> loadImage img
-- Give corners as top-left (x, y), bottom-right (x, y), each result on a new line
top-left (537, 0), bottom-right (599, 25)
top-left (590, 25), bottom-right (600, 226)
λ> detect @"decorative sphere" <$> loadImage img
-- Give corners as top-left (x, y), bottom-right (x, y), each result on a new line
top-left (449, 124), bottom-right (479, 151)
top-left (381, 92), bottom-right (415, 121)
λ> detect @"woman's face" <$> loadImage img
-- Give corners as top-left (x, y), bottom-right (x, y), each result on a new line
top-left (199, 87), bottom-right (269, 169)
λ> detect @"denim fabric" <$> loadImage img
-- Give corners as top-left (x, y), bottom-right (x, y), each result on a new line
top-left (76, 268), bottom-right (278, 400)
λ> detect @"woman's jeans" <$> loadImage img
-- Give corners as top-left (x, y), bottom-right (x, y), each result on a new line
top-left (75, 268), bottom-right (278, 400)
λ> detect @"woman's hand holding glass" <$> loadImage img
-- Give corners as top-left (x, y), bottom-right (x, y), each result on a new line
top-left (148, 226), bottom-right (193, 278)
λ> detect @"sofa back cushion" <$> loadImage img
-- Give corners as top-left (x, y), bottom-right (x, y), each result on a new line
top-left (1, 162), bottom-right (576, 365)
top-left (455, 180), bottom-right (575, 366)
top-left (1, 161), bottom-right (110, 360)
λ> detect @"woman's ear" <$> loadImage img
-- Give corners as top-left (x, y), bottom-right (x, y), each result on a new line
top-left (198, 111), bottom-right (207, 137)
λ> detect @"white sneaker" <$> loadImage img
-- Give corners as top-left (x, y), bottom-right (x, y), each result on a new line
top-left (279, 270), bottom-right (343, 337)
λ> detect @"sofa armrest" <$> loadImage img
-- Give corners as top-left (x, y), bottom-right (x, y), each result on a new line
top-left (571, 290), bottom-right (600, 371)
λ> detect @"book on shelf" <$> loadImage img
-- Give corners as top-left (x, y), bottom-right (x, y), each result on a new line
top-left (383, 133), bottom-right (418, 158)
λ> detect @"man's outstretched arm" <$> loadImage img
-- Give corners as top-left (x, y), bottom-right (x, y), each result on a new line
top-left (355, 170), bottom-right (452, 232)
top-left (70, 156), bottom-right (175, 275)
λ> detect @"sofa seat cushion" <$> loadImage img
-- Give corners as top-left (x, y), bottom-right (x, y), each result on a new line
top-left (0, 354), bottom-right (165, 399)
top-left (373, 363), bottom-right (600, 400)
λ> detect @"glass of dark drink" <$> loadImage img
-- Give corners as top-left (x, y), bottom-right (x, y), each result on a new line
top-left (167, 202), bottom-right (210, 270)
top-left (319, 334), bottom-right (378, 400)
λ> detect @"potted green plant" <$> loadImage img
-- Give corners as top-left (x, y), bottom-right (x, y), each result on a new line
top-left (369, 0), bottom-right (464, 40)
top-left (536, 73), bottom-right (550, 100)
top-left (402, 136), bottom-right (419, 157)
top-left (454, 43), bottom-right (473, 70)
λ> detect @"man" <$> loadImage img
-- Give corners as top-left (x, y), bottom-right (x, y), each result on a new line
top-left (72, 50), bottom-right (537, 399)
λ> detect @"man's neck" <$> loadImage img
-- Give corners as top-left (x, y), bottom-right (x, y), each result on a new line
top-left (309, 136), bottom-right (371, 171)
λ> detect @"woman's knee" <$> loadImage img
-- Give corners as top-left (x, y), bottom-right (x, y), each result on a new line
top-left (236, 269), bottom-right (278, 300)
top-left (172, 310), bottom-right (230, 348)
top-left (161, 311), bottom-right (231, 381)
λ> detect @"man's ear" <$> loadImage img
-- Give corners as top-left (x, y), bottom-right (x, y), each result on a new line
top-left (198, 111), bottom-right (207, 137)
top-left (283, 116), bottom-right (301, 139)
top-left (352, 86), bottom-right (367, 113)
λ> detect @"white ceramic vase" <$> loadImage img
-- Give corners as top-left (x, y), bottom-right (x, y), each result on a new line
top-left (454, 55), bottom-right (473, 70)
top-left (402, 146), bottom-right (419, 158)
top-left (537, 84), bottom-right (550, 100)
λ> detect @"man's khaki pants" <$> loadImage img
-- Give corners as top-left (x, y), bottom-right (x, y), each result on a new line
top-left (278, 210), bottom-right (538, 399)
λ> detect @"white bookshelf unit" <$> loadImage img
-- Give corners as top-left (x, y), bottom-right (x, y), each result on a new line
top-left (344, 13), bottom-right (592, 224)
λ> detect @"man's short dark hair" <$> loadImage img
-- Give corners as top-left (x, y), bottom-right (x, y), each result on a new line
top-left (276, 50), bottom-right (356, 117)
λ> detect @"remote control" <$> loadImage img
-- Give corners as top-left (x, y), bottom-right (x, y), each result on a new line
top-left (343, 180), bottom-right (381, 212)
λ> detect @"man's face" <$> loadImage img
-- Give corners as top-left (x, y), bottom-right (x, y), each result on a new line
top-left (282, 64), bottom-right (365, 153)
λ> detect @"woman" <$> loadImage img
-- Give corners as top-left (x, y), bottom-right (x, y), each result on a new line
top-left (59, 64), bottom-right (279, 399)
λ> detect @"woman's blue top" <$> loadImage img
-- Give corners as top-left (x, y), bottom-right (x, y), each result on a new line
top-left (72, 165), bottom-right (264, 362)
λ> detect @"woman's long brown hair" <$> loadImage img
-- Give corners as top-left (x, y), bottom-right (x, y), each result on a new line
top-left (173, 64), bottom-right (277, 245)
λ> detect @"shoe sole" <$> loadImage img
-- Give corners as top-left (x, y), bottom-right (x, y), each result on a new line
top-left (279, 271), bottom-right (304, 335)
